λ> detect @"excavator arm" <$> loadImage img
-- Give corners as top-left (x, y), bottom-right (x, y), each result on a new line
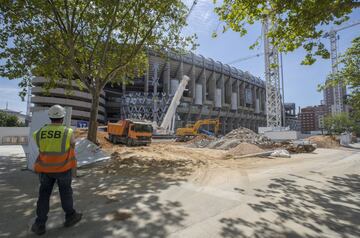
top-left (193, 119), bottom-right (220, 135)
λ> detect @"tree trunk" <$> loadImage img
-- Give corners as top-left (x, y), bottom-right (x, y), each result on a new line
top-left (88, 89), bottom-right (100, 143)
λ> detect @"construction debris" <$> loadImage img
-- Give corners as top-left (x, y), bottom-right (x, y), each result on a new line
top-left (285, 140), bottom-right (317, 153)
top-left (223, 127), bottom-right (273, 145)
top-left (232, 151), bottom-right (274, 159)
top-left (270, 149), bottom-right (291, 158)
top-left (75, 138), bottom-right (111, 167)
top-left (189, 127), bottom-right (273, 150)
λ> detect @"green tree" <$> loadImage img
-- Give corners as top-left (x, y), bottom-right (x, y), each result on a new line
top-left (321, 36), bottom-right (360, 120)
top-left (214, 0), bottom-right (359, 65)
top-left (324, 113), bottom-right (357, 134)
top-left (0, 111), bottom-right (24, 127)
top-left (0, 0), bottom-right (195, 142)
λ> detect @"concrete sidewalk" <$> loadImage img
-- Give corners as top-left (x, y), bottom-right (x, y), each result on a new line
top-left (0, 145), bottom-right (359, 238)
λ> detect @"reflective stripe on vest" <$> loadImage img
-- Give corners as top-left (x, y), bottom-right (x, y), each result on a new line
top-left (33, 125), bottom-right (76, 173)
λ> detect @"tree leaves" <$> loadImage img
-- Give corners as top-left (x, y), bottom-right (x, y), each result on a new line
top-left (0, 0), bottom-right (195, 93)
top-left (214, 0), bottom-right (357, 64)
top-left (0, 0), bottom-right (195, 141)
top-left (321, 37), bottom-right (360, 121)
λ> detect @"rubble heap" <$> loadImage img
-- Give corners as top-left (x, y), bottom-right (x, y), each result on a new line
top-left (222, 127), bottom-right (273, 145)
top-left (189, 127), bottom-right (273, 150)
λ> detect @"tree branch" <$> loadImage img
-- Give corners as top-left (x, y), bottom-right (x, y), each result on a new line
top-left (102, 5), bottom-right (166, 87)
top-left (47, 0), bottom-right (68, 33)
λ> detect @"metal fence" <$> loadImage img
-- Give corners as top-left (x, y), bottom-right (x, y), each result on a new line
top-left (2, 136), bottom-right (28, 145)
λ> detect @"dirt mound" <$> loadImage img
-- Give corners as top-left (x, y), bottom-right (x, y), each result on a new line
top-left (226, 143), bottom-right (264, 157)
top-left (101, 144), bottom-right (223, 174)
top-left (74, 129), bottom-right (88, 138)
top-left (75, 129), bottom-right (113, 149)
top-left (308, 135), bottom-right (340, 148)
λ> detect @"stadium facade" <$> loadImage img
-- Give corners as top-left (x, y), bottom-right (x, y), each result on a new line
top-left (31, 51), bottom-right (267, 134)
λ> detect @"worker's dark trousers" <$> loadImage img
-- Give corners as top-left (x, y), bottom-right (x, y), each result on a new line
top-left (35, 169), bottom-right (75, 225)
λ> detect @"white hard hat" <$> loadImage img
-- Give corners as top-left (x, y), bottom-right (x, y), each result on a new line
top-left (48, 105), bottom-right (66, 119)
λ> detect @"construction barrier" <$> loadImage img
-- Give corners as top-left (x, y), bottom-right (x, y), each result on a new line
top-left (0, 127), bottom-right (30, 145)
top-left (2, 136), bottom-right (28, 145)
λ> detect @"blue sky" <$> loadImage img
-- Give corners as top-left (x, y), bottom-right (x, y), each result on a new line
top-left (1, 1), bottom-right (359, 113)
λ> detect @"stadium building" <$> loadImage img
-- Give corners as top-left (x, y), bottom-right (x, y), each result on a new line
top-left (31, 51), bottom-right (267, 134)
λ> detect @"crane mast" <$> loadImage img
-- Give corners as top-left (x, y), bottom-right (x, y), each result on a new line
top-left (263, 18), bottom-right (282, 128)
top-left (324, 20), bottom-right (360, 115)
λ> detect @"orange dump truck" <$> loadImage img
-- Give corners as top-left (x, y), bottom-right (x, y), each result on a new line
top-left (107, 119), bottom-right (153, 146)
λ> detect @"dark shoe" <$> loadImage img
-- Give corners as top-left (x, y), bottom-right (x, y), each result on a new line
top-left (64, 212), bottom-right (82, 227)
top-left (31, 223), bottom-right (46, 236)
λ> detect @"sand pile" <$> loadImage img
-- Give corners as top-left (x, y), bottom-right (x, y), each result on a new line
top-left (308, 135), bottom-right (340, 148)
top-left (226, 143), bottom-right (264, 157)
top-left (101, 144), bottom-right (218, 173)
top-left (189, 127), bottom-right (273, 150)
top-left (75, 129), bottom-right (113, 149)
top-left (104, 153), bottom-right (203, 172)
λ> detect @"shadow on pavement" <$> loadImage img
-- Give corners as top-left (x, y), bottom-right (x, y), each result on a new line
top-left (220, 174), bottom-right (360, 238)
top-left (0, 154), bottom-right (194, 237)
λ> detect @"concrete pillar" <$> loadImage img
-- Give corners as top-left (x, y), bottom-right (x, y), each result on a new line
top-left (163, 60), bottom-right (171, 94)
top-left (252, 85), bottom-right (256, 109)
top-left (220, 74), bottom-right (225, 106)
top-left (177, 60), bottom-right (184, 81)
top-left (241, 82), bottom-right (245, 106)
top-left (145, 63), bottom-right (149, 93)
top-left (225, 77), bottom-right (232, 104)
top-left (236, 80), bottom-right (240, 109)
top-left (258, 88), bottom-right (262, 112)
top-left (202, 69), bottom-right (206, 102)
top-left (209, 73), bottom-right (216, 101)
top-left (262, 89), bottom-right (266, 112)
top-left (190, 64), bottom-right (196, 99)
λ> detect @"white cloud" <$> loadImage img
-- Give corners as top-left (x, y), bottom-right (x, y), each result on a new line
top-left (182, 0), bottom-right (219, 35)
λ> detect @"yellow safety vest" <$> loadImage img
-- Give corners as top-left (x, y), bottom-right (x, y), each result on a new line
top-left (33, 124), bottom-right (76, 173)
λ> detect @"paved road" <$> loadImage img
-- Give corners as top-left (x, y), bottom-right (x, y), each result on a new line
top-left (0, 145), bottom-right (359, 238)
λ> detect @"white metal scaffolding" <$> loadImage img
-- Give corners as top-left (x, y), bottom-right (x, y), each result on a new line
top-left (263, 18), bottom-right (282, 127)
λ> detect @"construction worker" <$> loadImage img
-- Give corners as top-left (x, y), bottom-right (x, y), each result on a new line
top-left (31, 105), bottom-right (82, 235)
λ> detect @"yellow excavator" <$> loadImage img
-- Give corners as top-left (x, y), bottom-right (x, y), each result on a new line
top-left (175, 118), bottom-right (220, 142)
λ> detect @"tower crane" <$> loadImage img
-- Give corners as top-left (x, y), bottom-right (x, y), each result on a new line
top-left (226, 53), bottom-right (264, 65)
top-left (323, 20), bottom-right (360, 115)
top-left (226, 18), bottom-right (283, 128)
top-left (263, 17), bottom-right (282, 128)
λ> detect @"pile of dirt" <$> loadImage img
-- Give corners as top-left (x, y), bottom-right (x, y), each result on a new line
top-left (75, 129), bottom-right (113, 149)
top-left (308, 135), bottom-right (340, 148)
top-left (226, 143), bottom-right (264, 157)
top-left (101, 144), bottom-right (220, 174)
top-left (74, 129), bottom-right (88, 138)
top-left (189, 127), bottom-right (273, 150)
